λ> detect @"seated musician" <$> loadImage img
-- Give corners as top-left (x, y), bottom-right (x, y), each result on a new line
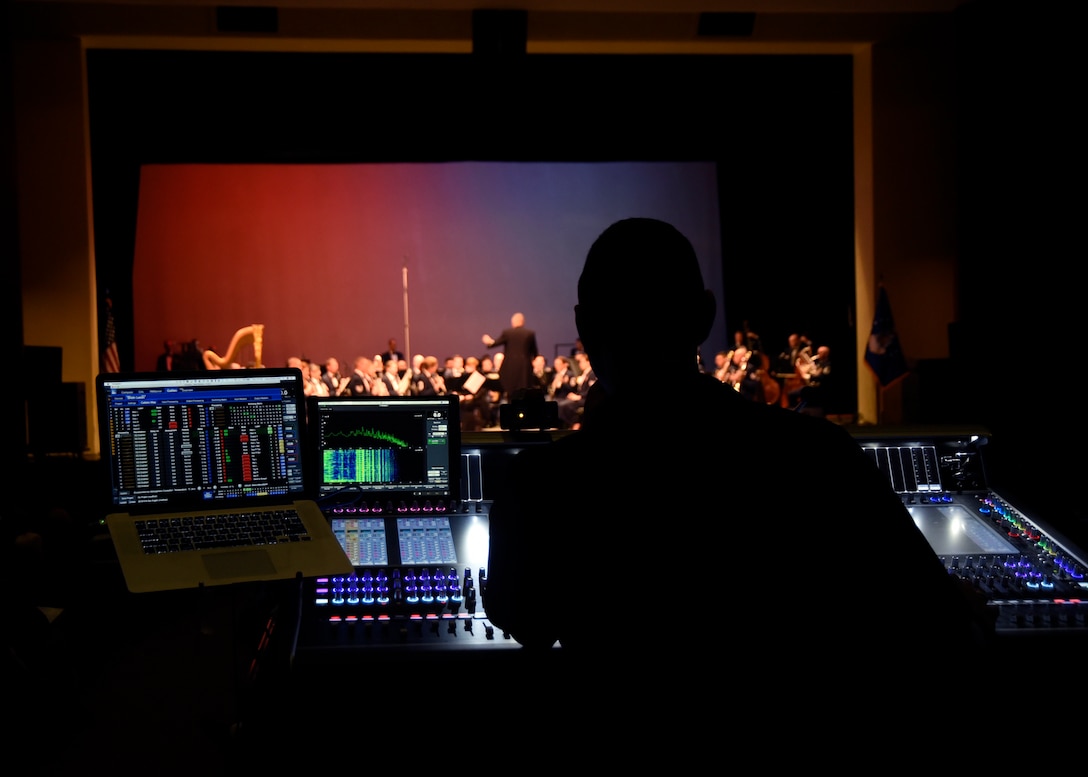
top-left (723, 345), bottom-right (764, 403)
top-left (775, 332), bottom-right (812, 375)
top-left (787, 344), bottom-right (832, 412)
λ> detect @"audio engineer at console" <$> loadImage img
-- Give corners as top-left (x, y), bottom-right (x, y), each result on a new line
top-left (484, 218), bottom-right (994, 713)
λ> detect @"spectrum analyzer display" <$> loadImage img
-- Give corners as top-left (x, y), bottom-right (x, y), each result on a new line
top-left (309, 396), bottom-right (459, 501)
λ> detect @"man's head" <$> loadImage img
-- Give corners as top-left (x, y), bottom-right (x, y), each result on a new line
top-left (511, 312), bottom-right (525, 328)
top-left (576, 218), bottom-right (715, 392)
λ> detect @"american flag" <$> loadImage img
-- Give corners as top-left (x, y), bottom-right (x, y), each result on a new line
top-left (101, 290), bottom-right (121, 373)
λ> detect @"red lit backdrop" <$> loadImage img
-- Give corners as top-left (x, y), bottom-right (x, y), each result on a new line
top-left (133, 161), bottom-right (724, 372)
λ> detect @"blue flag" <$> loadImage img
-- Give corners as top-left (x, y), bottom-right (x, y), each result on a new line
top-left (865, 284), bottom-right (909, 389)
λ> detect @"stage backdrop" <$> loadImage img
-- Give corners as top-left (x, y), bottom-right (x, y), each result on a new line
top-left (133, 160), bottom-right (725, 372)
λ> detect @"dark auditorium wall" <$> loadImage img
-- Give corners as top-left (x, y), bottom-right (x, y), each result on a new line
top-left (9, 2), bottom-right (1081, 543)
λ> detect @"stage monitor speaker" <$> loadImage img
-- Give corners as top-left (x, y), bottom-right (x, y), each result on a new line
top-left (472, 10), bottom-right (528, 56)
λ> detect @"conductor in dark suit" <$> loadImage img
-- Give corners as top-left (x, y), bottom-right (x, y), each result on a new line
top-left (481, 312), bottom-right (539, 400)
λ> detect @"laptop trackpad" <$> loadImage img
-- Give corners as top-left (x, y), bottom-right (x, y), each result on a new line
top-left (202, 550), bottom-right (277, 579)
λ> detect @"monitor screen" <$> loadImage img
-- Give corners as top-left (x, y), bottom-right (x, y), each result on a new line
top-left (96, 369), bottom-right (308, 509)
top-left (308, 395), bottom-right (460, 507)
top-left (908, 504), bottom-right (1019, 557)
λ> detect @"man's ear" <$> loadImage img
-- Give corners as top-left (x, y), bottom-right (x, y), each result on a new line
top-left (574, 303), bottom-right (592, 354)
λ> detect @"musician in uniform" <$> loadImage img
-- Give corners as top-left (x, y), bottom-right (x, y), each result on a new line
top-left (787, 344), bottom-right (832, 412)
top-left (723, 345), bottom-right (765, 403)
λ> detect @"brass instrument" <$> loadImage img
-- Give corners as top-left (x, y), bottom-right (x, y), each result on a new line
top-left (202, 324), bottom-right (264, 369)
top-left (730, 349), bottom-right (750, 391)
top-left (796, 349), bottom-right (815, 381)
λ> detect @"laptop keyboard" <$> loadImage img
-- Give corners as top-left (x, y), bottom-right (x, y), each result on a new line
top-left (135, 510), bottom-right (311, 554)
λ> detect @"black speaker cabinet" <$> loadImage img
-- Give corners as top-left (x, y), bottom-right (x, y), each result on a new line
top-left (26, 381), bottom-right (87, 455)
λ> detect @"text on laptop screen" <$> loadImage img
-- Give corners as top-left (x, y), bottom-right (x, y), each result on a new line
top-left (309, 396), bottom-right (460, 503)
top-left (98, 370), bottom-right (307, 508)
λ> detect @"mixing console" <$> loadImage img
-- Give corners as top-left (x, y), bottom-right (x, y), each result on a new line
top-left (293, 505), bottom-right (517, 656)
top-left (292, 428), bottom-right (1088, 666)
top-left (858, 428), bottom-right (1088, 637)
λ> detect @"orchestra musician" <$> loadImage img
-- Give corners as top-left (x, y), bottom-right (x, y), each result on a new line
top-left (711, 350), bottom-right (731, 382)
top-left (722, 345), bottom-right (779, 404)
top-left (777, 333), bottom-right (812, 408)
top-left (722, 346), bottom-right (762, 402)
top-left (787, 344), bottom-right (832, 412)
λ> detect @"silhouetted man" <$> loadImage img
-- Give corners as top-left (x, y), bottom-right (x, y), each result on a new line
top-left (484, 218), bottom-right (991, 734)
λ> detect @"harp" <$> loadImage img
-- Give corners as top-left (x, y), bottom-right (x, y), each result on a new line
top-left (202, 324), bottom-right (264, 369)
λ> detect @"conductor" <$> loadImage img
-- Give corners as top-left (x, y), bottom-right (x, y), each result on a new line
top-left (481, 312), bottom-right (539, 400)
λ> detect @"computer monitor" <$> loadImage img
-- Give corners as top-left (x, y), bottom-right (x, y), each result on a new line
top-left (307, 395), bottom-right (460, 510)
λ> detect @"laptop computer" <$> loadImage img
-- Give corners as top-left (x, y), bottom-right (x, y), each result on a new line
top-left (97, 368), bottom-right (353, 593)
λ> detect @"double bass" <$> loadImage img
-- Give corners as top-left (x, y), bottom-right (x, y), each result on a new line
top-left (749, 350), bottom-right (780, 406)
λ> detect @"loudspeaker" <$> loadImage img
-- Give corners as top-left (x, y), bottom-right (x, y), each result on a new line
top-left (472, 10), bottom-right (528, 56)
top-left (26, 382), bottom-right (87, 456)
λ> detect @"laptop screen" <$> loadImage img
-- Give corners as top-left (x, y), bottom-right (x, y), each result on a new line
top-left (96, 369), bottom-right (308, 511)
top-left (307, 395), bottom-right (461, 509)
